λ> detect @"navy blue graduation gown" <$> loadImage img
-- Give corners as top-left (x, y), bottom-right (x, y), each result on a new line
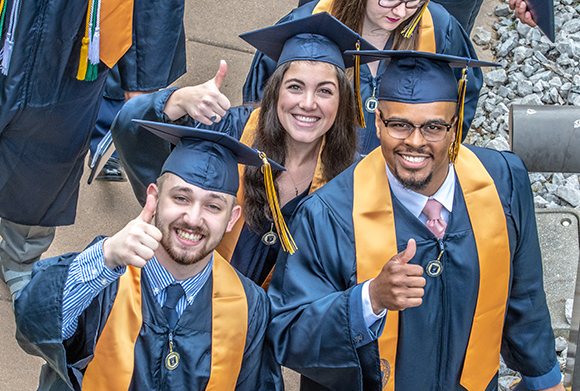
top-left (241, 0), bottom-right (482, 153)
top-left (0, 0), bottom-right (185, 226)
top-left (267, 145), bottom-right (559, 390)
top-left (14, 238), bottom-right (281, 390)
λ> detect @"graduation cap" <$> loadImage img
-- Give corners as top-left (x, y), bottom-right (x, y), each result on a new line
top-left (239, 12), bottom-right (377, 127)
top-left (343, 50), bottom-right (500, 162)
top-left (134, 120), bottom-right (297, 253)
top-left (524, 0), bottom-right (555, 42)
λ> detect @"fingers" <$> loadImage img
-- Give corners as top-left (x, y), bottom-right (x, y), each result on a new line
top-left (213, 60), bottom-right (228, 90)
top-left (138, 194), bottom-right (156, 223)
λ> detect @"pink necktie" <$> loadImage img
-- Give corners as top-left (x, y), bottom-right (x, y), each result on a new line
top-left (422, 199), bottom-right (447, 239)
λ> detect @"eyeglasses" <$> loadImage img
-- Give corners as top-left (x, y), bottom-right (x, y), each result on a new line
top-left (378, 110), bottom-right (455, 142)
top-left (378, 0), bottom-right (427, 9)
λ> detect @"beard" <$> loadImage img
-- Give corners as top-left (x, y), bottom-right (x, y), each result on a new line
top-left (155, 213), bottom-right (225, 266)
top-left (392, 147), bottom-right (434, 192)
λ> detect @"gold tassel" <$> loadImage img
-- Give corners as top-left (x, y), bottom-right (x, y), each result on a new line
top-left (450, 66), bottom-right (468, 163)
top-left (76, 37), bottom-right (90, 80)
top-left (401, 0), bottom-right (430, 39)
top-left (259, 151), bottom-right (297, 254)
top-left (76, 0), bottom-right (92, 80)
top-left (354, 41), bottom-right (366, 128)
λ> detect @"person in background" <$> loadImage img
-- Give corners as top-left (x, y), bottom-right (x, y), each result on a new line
top-left (15, 127), bottom-right (282, 390)
top-left (0, 0), bottom-right (186, 299)
top-left (267, 51), bottom-right (564, 390)
top-left (112, 13), bottom-right (375, 287)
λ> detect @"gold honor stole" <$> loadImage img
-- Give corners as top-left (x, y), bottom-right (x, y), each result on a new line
top-left (215, 109), bottom-right (327, 289)
top-left (353, 147), bottom-right (510, 391)
top-left (312, 0), bottom-right (436, 52)
top-left (82, 253), bottom-right (248, 391)
top-left (99, 0), bottom-right (134, 67)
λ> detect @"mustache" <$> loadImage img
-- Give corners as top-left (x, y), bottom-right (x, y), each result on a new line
top-left (171, 224), bottom-right (209, 237)
top-left (396, 147), bottom-right (434, 158)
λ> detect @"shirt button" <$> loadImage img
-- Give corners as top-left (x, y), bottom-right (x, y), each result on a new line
top-left (353, 334), bottom-right (363, 344)
top-left (101, 278), bottom-right (108, 286)
top-left (92, 269), bottom-right (98, 276)
top-left (153, 288), bottom-right (160, 294)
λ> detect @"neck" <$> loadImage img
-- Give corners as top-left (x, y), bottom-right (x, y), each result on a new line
top-left (285, 136), bottom-right (323, 167)
top-left (362, 21), bottom-right (391, 50)
top-left (154, 248), bottom-right (212, 281)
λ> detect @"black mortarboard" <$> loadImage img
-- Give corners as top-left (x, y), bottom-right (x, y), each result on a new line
top-left (134, 120), bottom-right (297, 253)
top-left (134, 120), bottom-right (284, 196)
top-left (239, 12), bottom-right (376, 71)
top-left (343, 50), bottom-right (500, 162)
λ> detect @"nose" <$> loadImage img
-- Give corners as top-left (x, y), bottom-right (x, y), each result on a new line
top-left (182, 204), bottom-right (203, 227)
top-left (404, 126), bottom-right (427, 149)
top-left (391, 3), bottom-right (407, 17)
top-left (299, 90), bottom-right (317, 111)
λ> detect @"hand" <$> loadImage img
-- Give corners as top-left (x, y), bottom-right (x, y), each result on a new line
top-left (509, 0), bottom-right (537, 27)
top-left (124, 90), bottom-right (158, 101)
top-left (369, 239), bottom-right (425, 314)
top-left (163, 60), bottom-right (231, 124)
top-left (103, 194), bottom-right (163, 269)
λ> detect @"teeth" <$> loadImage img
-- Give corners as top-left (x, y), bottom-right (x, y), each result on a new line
top-left (177, 229), bottom-right (202, 242)
top-left (402, 155), bottom-right (426, 163)
top-left (294, 115), bottom-right (318, 123)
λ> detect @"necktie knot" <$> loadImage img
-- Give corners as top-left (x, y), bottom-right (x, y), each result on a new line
top-left (163, 283), bottom-right (185, 329)
top-left (422, 199), bottom-right (447, 239)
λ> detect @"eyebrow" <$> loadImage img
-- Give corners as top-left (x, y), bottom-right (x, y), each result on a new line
top-left (386, 116), bottom-right (451, 124)
top-left (284, 78), bottom-right (337, 89)
top-left (170, 187), bottom-right (228, 203)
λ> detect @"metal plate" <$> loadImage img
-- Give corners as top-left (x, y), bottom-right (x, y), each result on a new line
top-left (535, 209), bottom-right (580, 388)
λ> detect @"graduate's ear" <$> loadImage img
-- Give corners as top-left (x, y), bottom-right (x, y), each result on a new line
top-left (226, 204), bottom-right (242, 233)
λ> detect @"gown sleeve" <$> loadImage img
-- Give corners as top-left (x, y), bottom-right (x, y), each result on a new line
top-left (116, 0), bottom-right (187, 92)
top-left (498, 152), bottom-right (561, 389)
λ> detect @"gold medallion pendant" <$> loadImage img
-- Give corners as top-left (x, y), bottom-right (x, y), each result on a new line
top-left (165, 341), bottom-right (180, 370)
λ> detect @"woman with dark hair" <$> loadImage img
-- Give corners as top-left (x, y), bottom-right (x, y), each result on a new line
top-left (112, 13), bottom-right (374, 287)
top-left (243, 0), bottom-right (482, 154)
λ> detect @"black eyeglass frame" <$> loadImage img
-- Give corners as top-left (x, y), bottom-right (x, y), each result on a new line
top-left (377, 0), bottom-right (427, 9)
top-left (378, 109), bottom-right (456, 142)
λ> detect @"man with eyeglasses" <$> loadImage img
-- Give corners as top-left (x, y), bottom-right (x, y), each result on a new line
top-left (267, 51), bottom-right (563, 391)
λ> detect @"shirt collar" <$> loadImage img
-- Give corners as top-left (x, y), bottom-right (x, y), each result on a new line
top-left (386, 163), bottom-right (455, 219)
top-left (144, 255), bottom-right (214, 304)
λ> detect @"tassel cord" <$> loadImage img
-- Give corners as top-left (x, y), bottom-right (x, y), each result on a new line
top-left (401, 0), bottom-right (430, 39)
top-left (259, 152), bottom-right (297, 254)
top-left (1, 0), bottom-right (23, 74)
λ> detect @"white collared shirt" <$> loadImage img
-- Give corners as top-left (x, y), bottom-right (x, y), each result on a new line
top-left (386, 163), bottom-right (456, 223)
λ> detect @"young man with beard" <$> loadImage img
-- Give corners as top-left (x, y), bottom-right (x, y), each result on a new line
top-left (267, 51), bottom-right (564, 391)
top-left (14, 126), bottom-right (282, 391)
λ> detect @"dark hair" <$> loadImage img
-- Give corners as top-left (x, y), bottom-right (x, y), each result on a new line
top-left (243, 61), bottom-right (357, 231)
top-left (330, 0), bottom-right (420, 51)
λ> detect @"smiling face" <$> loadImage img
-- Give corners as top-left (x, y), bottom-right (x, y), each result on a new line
top-left (364, 0), bottom-right (417, 34)
top-left (375, 100), bottom-right (457, 196)
top-left (276, 61), bottom-right (340, 148)
top-left (149, 173), bottom-right (241, 268)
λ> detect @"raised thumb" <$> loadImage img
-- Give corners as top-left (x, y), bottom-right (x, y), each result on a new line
top-left (138, 194), bottom-right (156, 223)
top-left (396, 238), bottom-right (416, 264)
top-left (213, 60), bottom-right (228, 90)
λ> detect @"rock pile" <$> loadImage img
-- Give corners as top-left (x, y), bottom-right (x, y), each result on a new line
top-left (469, 0), bottom-right (580, 210)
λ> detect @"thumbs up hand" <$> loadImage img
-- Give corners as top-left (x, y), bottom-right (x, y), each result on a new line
top-left (103, 194), bottom-right (163, 270)
top-left (163, 60), bottom-right (232, 124)
top-left (368, 239), bottom-right (425, 314)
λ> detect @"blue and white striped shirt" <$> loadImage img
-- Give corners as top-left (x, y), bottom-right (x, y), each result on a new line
top-left (61, 238), bottom-right (213, 339)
